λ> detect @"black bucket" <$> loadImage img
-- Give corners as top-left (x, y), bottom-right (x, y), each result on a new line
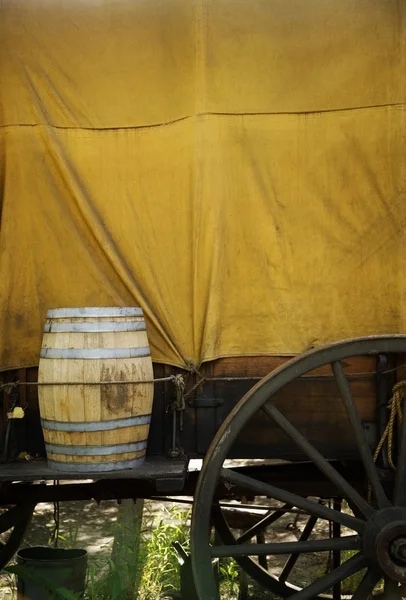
top-left (16, 546), bottom-right (87, 600)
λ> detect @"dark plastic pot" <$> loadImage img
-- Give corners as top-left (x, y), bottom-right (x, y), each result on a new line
top-left (16, 546), bottom-right (87, 600)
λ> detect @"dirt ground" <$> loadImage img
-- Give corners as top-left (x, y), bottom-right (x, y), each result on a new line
top-left (0, 498), bottom-right (120, 598)
top-left (0, 495), bottom-right (347, 600)
top-left (0, 462), bottom-right (367, 600)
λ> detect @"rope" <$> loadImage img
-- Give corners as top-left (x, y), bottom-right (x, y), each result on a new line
top-left (203, 376), bottom-right (262, 381)
top-left (368, 380), bottom-right (406, 502)
top-left (184, 377), bottom-right (206, 400)
top-left (2, 363), bottom-right (406, 393)
top-left (0, 374), bottom-right (264, 395)
top-left (0, 375), bottom-right (178, 392)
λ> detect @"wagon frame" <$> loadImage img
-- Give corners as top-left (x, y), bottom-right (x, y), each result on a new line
top-left (1, 335), bottom-right (406, 599)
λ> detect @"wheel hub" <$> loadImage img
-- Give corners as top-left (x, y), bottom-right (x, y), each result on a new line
top-left (363, 507), bottom-right (406, 582)
top-left (390, 536), bottom-right (406, 565)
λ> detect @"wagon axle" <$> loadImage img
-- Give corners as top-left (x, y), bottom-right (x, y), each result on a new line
top-left (363, 508), bottom-right (406, 583)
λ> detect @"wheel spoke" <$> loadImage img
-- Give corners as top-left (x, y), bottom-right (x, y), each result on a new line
top-left (256, 530), bottom-right (268, 569)
top-left (237, 505), bottom-right (289, 544)
top-left (395, 404), bottom-right (406, 505)
top-left (279, 514), bottom-right (317, 583)
top-left (262, 403), bottom-right (374, 518)
top-left (220, 469), bottom-right (365, 532)
top-left (332, 361), bottom-right (390, 508)
top-left (351, 568), bottom-right (382, 600)
top-left (211, 535), bottom-right (360, 558)
top-left (288, 552), bottom-right (368, 600)
top-left (332, 499), bottom-right (341, 600)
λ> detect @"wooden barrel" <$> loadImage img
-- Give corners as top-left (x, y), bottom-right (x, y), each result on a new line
top-left (37, 307), bottom-right (154, 473)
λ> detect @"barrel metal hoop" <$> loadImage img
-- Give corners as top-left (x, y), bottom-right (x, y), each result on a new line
top-left (40, 347), bottom-right (151, 359)
top-left (47, 457), bottom-right (146, 473)
top-left (41, 414), bottom-right (151, 432)
top-left (44, 321), bottom-right (147, 333)
top-left (47, 307), bottom-right (144, 318)
top-left (45, 440), bottom-right (148, 456)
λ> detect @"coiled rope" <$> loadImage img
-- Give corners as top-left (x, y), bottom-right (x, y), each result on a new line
top-left (368, 380), bottom-right (406, 503)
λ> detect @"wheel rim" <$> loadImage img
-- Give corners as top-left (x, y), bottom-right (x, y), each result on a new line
top-left (0, 503), bottom-right (35, 569)
top-left (191, 335), bottom-right (406, 600)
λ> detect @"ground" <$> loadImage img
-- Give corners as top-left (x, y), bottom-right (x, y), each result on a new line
top-left (0, 495), bottom-right (349, 600)
top-left (0, 498), bottom-right (120, 599)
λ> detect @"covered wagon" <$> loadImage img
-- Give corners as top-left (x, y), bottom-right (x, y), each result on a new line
top-left (1, 0), bottom-right (406, 598)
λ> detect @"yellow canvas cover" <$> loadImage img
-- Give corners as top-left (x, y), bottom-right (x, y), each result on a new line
top-left (0, 0), bottom-right (405, 371)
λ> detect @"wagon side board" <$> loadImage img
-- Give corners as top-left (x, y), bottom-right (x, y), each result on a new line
top-left (0, 353), bottom-right (394, 473)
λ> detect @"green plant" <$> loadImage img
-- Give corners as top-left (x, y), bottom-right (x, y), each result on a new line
top-left (85, 559), bottom-right (130, 600)
top-left (339, 550), bottom-right (366, 594)
top-left (136, 505), bottom-right (191, 599)
top-left (56, 522), bottom-right (80, 551)
top-left (219, 558), bottom-right (240, 599)
top-left (78, 504), bottom-right (191, 600)
top-left (219, 558), bottom-right (239, 581)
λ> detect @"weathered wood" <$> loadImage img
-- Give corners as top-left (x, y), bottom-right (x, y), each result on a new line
top-left (204, 355), bottom-right (378, 378)
top-left (0, 351), bottom-right (400, 464)
top-left (111, 498), bottom-right (144, 599)
top-left (0, 456), bottom-right (188, 482)
top-left (185, 355), bottom-right (380, 460)
top-left (232, 383), bottom-right (376, 460)
top-left (397, 354), bottom-right (406, 382)
top-left (0, 461), bottom-right (365, 505)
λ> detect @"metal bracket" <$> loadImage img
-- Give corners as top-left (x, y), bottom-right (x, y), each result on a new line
top-left (191, 396), bottom-right (225, 454)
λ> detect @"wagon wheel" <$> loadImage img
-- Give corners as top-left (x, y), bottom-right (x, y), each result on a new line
top-left (0, 501), bottom-right (35, 569)
top-left (191, 336), bottom-right (406, 599)
top-left (211, 496), bottom-right (376, 598)
top-left (211, 498), bottom-right (341, 598)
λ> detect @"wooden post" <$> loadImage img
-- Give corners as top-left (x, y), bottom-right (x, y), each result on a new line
top-left (111, 498), bottom-right (144, 599)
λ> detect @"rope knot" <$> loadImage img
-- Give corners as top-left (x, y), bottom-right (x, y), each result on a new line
top-left (169, 374), bottom-right (186, 431)
top-left (391, 380), bottom-right (406, 399)
top-left (173, 374), bottom-right (186, 409)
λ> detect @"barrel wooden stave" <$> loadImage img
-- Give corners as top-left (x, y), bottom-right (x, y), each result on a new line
top-left (39, 358), bottom-right (152, 421)
top-left (38, 308), bottom-right (153, 472)
top-left (46, 450), bottom-right (145, 464)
